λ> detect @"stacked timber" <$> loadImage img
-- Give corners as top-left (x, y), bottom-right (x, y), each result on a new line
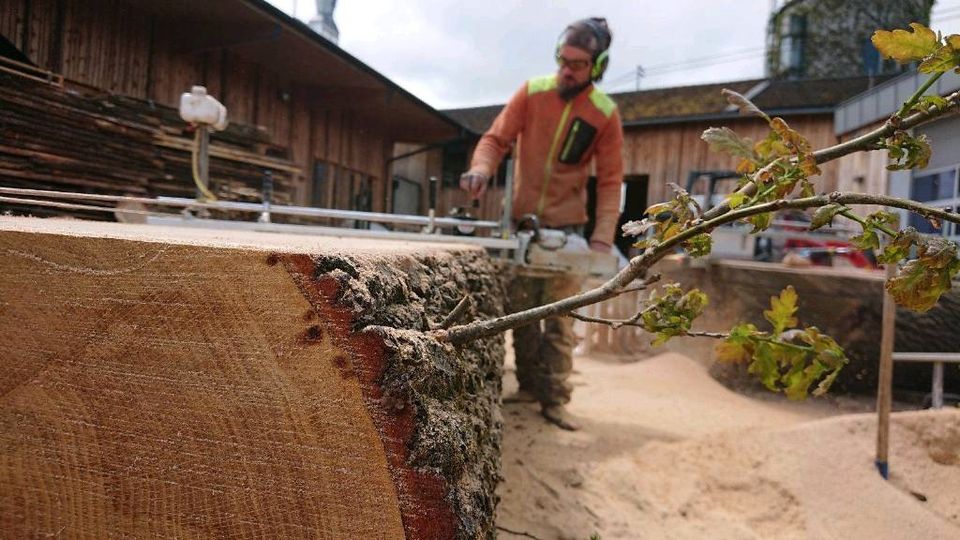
top-left (0, 72), bottom-right (298, 219)
top-left (0, 216), bottom-right (504, 539)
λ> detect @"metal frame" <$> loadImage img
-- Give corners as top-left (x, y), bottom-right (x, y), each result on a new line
top-left (0, 187), bottom-right (502, 230)
top-left (891, 352), bottom-right (960, 409)
top-left (145, 216), bottom-right (518, 249)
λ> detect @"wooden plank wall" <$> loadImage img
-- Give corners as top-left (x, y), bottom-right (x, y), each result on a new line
top-left (0, 0), bottom-right (391, 210)
top-left (624, 115), bottom-right (842, 205)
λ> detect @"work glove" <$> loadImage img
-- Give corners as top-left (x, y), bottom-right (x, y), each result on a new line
top-left (459, 170), bottom-right (490, 200)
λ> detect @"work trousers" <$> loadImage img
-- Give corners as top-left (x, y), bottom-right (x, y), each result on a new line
top-left (507, 272), bottom-right (584, 406)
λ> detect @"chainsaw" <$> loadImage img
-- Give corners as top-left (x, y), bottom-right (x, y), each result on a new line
top-left (511, 214), bottom-right (619, 278)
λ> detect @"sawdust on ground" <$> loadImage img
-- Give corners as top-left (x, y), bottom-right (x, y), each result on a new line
top-left (496, 338), bottom-right (960, 540)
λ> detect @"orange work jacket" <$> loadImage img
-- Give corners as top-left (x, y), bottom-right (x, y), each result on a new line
top-left (469, 74), bottom-right (624, 246)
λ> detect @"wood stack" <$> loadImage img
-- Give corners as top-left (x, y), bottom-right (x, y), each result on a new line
top-left (0, 72), bottom-right (300, 219)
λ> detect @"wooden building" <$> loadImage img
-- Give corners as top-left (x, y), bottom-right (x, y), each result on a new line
top-left (0, 0), bottom-right (470, 218)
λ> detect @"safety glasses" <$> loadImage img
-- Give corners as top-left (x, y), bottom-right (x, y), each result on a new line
top-left (555, 55), bottom-right (591, 71)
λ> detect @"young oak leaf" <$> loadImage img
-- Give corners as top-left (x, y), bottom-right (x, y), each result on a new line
top-left (748, 342), bottom-right (781, 391)
top-left (885, 131), bottom-right (931, 170)
top-left (747, 211), bottom-right (773, 233)
top-left (701, 127), bottom-right (756, 160)
top-left (919, 34), bottom-right (960, 74)
top-left (871, 23), bottom-right (939, 63)
top-left (878, 227), bottom-right (920, 265)
top-left (852, 228), bottom-right (881, 251)
top-left (715, 323), bottom-right (757, 364)
top-left (764, 285), bottom-right (799, 335)
top-left (726, 192), bottom-right (749, 209)
top-left (722, 88), bottom-right (771, 122)
top-left (683, 233), bottom-right (713, 258)
top-left (810, 203), bottom-right (849, 231)
top-left (783, 355), bottom-right (824, 401)
top-left (886, 237), bottom-right (960, 311)
top-left (621, 218), bottom-right (657, 237)
top-left (641, 284), bottom-right (708, 345)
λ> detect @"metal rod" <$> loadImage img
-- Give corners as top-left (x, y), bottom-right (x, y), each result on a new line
top-left (932, 361), bottom-right (944, 409)
top-left (892, 352), bottom-right (960, 363)
top-left (0, 195), bottom-right (167, 217)
top-left (258, 169), bottom-right (273, 224)
top-left (197, 125), bottom-right (211, 199)
top-left (146, 216), bottom-right (519, 249)
top-left (426, 176), bottom-right (438, 234)
top-left (500, 158), bottom-right (515, 259)
top-left (0, 186), bottom-right (501, 229)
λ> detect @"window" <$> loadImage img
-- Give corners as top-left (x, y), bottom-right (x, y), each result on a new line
top-left (909, 167), bottom-right (959, 236)
top-left (441, 140), bottom-right (470, 188)
top-left (779, 14), bottom-right (807, 77)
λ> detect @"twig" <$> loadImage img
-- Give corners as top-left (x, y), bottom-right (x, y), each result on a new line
top-left (439, 294), bottom-right (472, 329)
top-left (702, 88), bottom-right (960, 221)
top-left (437, 190), bottom-right (960, 345)
top-left (840, 209), bottom-right (898, 238)
top-left (897, 72), bottom-right (944, 118)
top-left (495, 525), bottom-right (543, 540)
top-left (622, 273), bottom-right (661, 293)
top-left (568, 310), bottom-right (648, 329)
top-left (683, 331), bottom-right (729, 339)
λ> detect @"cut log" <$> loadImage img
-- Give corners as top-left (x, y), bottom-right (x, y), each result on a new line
top-left (0, 216), bottom-right (504, 539)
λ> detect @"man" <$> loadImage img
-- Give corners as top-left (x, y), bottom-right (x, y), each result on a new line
top-left (460, 18), bottom-right (625, 430)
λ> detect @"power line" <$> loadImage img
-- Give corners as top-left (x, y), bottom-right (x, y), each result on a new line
top-left (602, 46), bottom-right (765, 89)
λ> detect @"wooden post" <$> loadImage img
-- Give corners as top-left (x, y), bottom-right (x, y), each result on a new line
top-left (875, 260), bottom-right (897, 479)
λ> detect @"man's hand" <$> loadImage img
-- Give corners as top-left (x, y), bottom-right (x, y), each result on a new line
top-left (459, 170), bottom-right (490, 200)
top-left (589, 240), bottom-right (611, 254)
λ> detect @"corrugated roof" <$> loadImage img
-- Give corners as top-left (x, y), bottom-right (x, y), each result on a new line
top-left (445, 75), bottom-right (893, 134)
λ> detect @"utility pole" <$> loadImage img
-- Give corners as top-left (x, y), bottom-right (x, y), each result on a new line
top-left (635, 65), bottom-right (645, 91)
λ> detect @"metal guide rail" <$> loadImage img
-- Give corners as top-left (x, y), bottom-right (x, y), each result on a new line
top-left (0, 186), bottom-right (517, 250)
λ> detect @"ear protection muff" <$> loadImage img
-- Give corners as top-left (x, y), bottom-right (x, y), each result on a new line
top-left (591, 48), bottom-right (610, 81)
top-left (556, 18), bottom-right (611, 82)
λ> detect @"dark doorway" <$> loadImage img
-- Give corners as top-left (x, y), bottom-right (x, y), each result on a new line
top-left (586, 174), bottom-right (649, 257)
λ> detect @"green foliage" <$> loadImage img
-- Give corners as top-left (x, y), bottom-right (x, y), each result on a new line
top-left (701, 127), bottom-right (756, 161)
top-left (919, 34), bottom-right (960, 74)
top-left (913, 94), bottom-right (951, 114)
top-left (623, 185), bottom-right (711, 258)
top-left (810, 203), bottom-right (849, 231)
top-left (640, 283), bottom-right (708, 345)
top-left (701, 91), bottom-right (823, 234)
top-left (715, 287), bottom-right (848, 399)
top-left (871, 23), bottom-right (939, 63)
top-left (883, 131), bottom-right (931, 171)
top-left (878, 227), bottom-right (920, 264)
top-left (871, 22), bottom-right (960, 75)
top-left (628, 22), bottom-right (960, 403)
top-left (886, 237), bottom-right (960, 312)
top-left (721, 88), bottom-right (770, 122)
top-left (683, 233), bottom-right (713, 258)
top-left (849, 210), bottom-right (899, 251)
top-left (764, 286), bottom-right (799, 335)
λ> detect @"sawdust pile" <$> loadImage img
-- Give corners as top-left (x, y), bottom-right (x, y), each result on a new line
top-left (496, 348), bottom-right (960, 540)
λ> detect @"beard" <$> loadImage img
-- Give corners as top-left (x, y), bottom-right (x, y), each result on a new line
top-left (558, 78), bottom-right (591, 101)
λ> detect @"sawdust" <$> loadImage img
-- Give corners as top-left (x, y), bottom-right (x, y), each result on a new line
top-left (497, 348), bottom-right (960, 540)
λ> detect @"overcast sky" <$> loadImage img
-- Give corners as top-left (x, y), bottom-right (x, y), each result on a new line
top-left (269, 0), bottom-right (960, 110)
